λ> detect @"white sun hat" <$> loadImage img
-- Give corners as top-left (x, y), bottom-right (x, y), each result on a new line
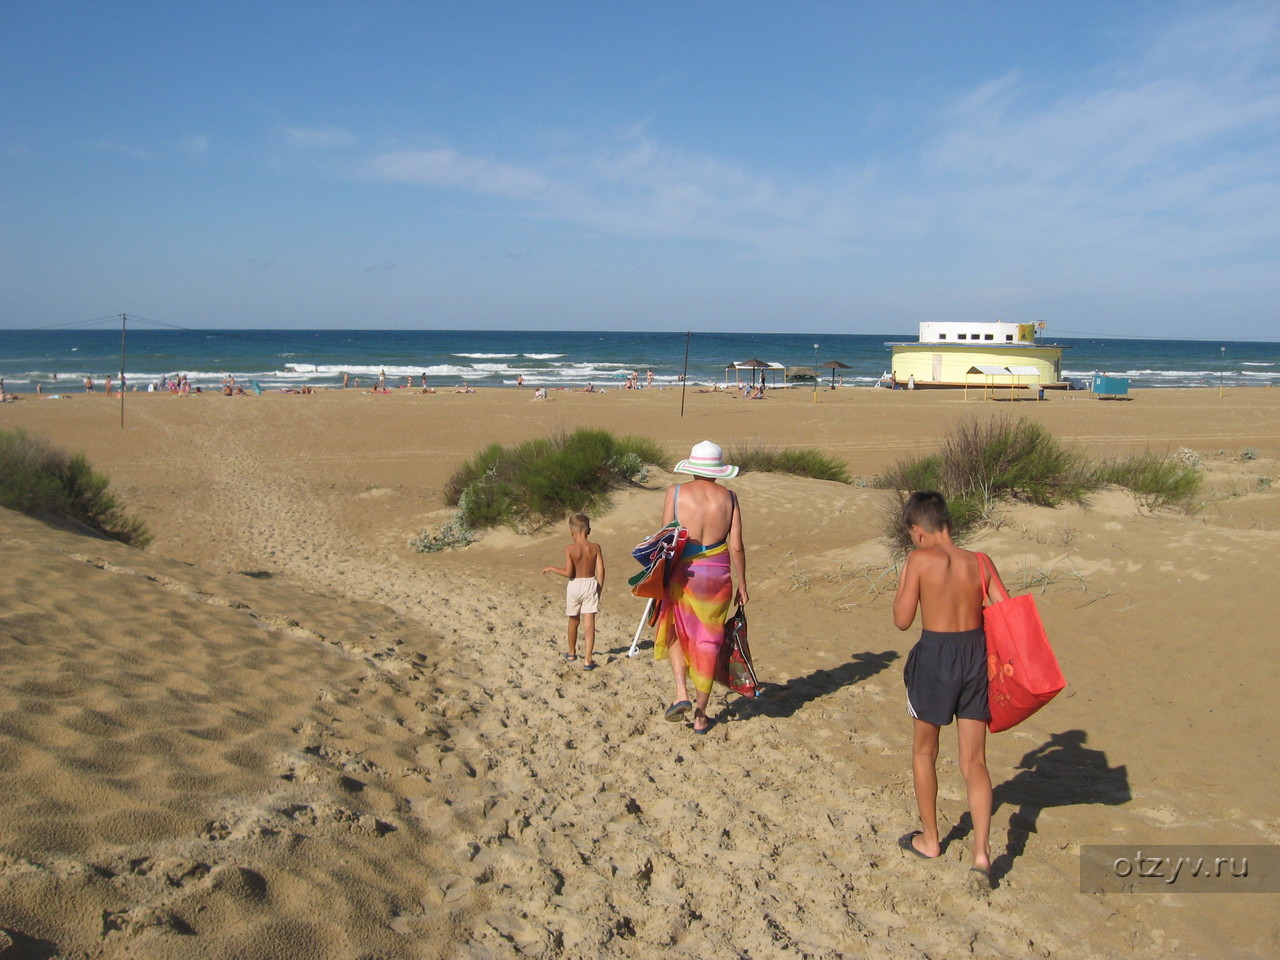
top-left (674, 440), bottom-right (739, 479)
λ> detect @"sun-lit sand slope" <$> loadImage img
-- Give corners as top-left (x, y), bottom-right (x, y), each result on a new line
top-left (2, 386), bottom-right (1278, 958)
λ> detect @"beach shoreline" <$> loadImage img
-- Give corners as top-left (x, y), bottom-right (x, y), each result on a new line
top-left (2, 385), bottom-right (1277, 957)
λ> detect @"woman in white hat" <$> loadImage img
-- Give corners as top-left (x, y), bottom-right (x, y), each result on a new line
top-left (654, 441), bottom-right (748, 734)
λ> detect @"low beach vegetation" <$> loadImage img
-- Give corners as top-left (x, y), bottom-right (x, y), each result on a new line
top-left (0, 428), bottom-right (150, 546)
top-left (414, 430), bottom-right (667, 546)
top-left (878, 416), bottom-right (1202, 551)
top-left (1093, 453), bottom-right (1202, 511)
top-left (728, 444), bottom-right (852, 484)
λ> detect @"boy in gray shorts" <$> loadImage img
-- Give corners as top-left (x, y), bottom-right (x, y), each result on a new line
top-left (892, 491), bottom-right (1008, 888)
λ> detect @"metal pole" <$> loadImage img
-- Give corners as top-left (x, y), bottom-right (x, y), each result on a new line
top-left (679, 331), bottom-right (691, 417)
top-left (628, 598), bottom-right (655, 657)
top-left (119, 313), bottom-right (127, 429)
top-left (1220, 346), bottom-right (1225, 398)
top-left (812, 343), bottom-right (819, 403)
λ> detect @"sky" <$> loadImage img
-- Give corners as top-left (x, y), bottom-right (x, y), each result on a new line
top-left (2, 1), bottom-right (1278, 338)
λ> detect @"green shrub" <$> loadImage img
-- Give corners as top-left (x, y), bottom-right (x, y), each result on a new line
top-left (426, 429), bottom-right (667, 542)
top-left (0, 428), bottom-right (150, 546)
top-left (1093, 453), bottom-right (1202, 510)
top-left (727, 445), bottom-right (852, 483)
top-left (878, 417), bottom-right (1203, 552)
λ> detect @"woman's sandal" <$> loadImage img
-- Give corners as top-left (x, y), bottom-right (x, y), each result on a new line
top-left (664, 700), bottom-right (692, 721)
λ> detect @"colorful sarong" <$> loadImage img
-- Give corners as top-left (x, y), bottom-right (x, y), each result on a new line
top-left (654, 543), bottom-right (732, 694)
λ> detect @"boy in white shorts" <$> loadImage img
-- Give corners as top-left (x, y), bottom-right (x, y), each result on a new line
top-left (542, 514), bottom-right (605, 669)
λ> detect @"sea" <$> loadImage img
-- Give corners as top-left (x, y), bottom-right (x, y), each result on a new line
top-left (1, 326), bottom-right (1277, 394)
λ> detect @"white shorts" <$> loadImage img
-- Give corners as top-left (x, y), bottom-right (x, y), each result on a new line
top-left (565, 578), bottom-right (600, 616)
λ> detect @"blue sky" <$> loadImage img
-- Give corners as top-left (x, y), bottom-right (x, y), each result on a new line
top-left (2, 1), bottom-right (1278, 338)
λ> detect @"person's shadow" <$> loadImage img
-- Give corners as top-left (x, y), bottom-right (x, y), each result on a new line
top-left (723, 650), bottom-right (900, 721)
top-left (943, 729), bottom-right (1130, 884)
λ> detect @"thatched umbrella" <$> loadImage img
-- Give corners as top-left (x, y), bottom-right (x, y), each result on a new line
top-left (820, 359), bottom-right (852, 387)
top-left (736, 358), bottom-right (770, 388)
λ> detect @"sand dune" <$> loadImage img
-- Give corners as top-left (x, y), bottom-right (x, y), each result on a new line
top-left (1, 386), bottom-right (1278, 958)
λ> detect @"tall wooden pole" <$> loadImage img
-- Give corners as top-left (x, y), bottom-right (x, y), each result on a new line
top-left (119, 313), bottom-right (127, 428)
top-left (679, 331), bottom-right (691, 417)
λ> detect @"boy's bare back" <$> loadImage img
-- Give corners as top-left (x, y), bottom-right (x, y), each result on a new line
top-left (913, 545), bottom-right (982, 631)
top-left (564, 540), bottom-right (602, 579)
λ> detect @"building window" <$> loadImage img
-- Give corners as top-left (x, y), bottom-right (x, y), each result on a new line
top-left (984, 334), bottom-right (993, 340)
top-left (938, 333), bottom-right (947, 339)
top-left (958, 333), bottom-right (967, 340)
top-left (1005, 335), bottom-right (1013, 342)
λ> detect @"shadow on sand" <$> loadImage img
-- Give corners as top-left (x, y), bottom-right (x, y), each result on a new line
top-left (944, 729), bottom-right (1131, 885)
top-left (723, 650), bottom-right (900, 722)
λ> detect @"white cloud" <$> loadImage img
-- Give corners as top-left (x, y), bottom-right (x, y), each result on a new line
top-left (364, 149), bottom-right (547, 199)
top-left (347, 3), bottom-right (1279, 280)
top-left (283, 125), bottom-right (357, 149)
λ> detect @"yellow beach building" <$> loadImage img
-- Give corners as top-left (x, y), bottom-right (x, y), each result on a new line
top-left (885, 321), bottom-right (1068, 389)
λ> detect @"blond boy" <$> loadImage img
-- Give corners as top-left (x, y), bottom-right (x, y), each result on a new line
top-left (542, 514), bottom-right (605, 669)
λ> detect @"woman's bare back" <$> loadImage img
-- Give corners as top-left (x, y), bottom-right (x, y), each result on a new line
top-left (663, 478), bottom-right (734, 546)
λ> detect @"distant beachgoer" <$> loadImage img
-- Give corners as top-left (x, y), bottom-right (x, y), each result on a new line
top-left (541, 514), bottom-right (605, 669)
top-left (421, 373), bottom-right (428, 388)
top-left (516, 374), bottom-right (524, 388)
top-left (378, 369), bottom-right (386, 389)
top-left (646, 369), bottom-right (654, 388)
top-left (533, 387), bottom-right (547, 400)
top-left (84, 376), bottom-right (94, 392)
top-left (908, 374), bottom-right (916, 390)
top-left (35, 382), bottom-right (42, 395)
top-left (579, 383), bottom-right (594, 393)
top-left (655, 442), bottom-right (747, 735)
top-left (455, 381), bottom-right (475, 394)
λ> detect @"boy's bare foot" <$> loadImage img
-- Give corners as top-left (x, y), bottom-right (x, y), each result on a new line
top-left (967, 866), bottom-right (993, 892)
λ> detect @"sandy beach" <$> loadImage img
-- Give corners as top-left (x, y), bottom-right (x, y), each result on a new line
top-left (2, 384), bottom-right (1278, 959)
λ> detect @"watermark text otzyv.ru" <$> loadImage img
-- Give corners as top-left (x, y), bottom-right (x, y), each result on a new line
top-left (1079, 845), bottom-right (1280, 893)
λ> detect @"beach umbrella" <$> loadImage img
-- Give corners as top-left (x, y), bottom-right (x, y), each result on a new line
top-left (737, 358), bottom-right (769, 387)
top-left (820, 360), bottom-right (852, 387)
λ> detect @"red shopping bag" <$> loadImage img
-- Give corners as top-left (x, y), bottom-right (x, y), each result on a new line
top-left (715, 606), bottom-right (761, 697)
top-left (978, 554), bottom-right (1065, 733)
